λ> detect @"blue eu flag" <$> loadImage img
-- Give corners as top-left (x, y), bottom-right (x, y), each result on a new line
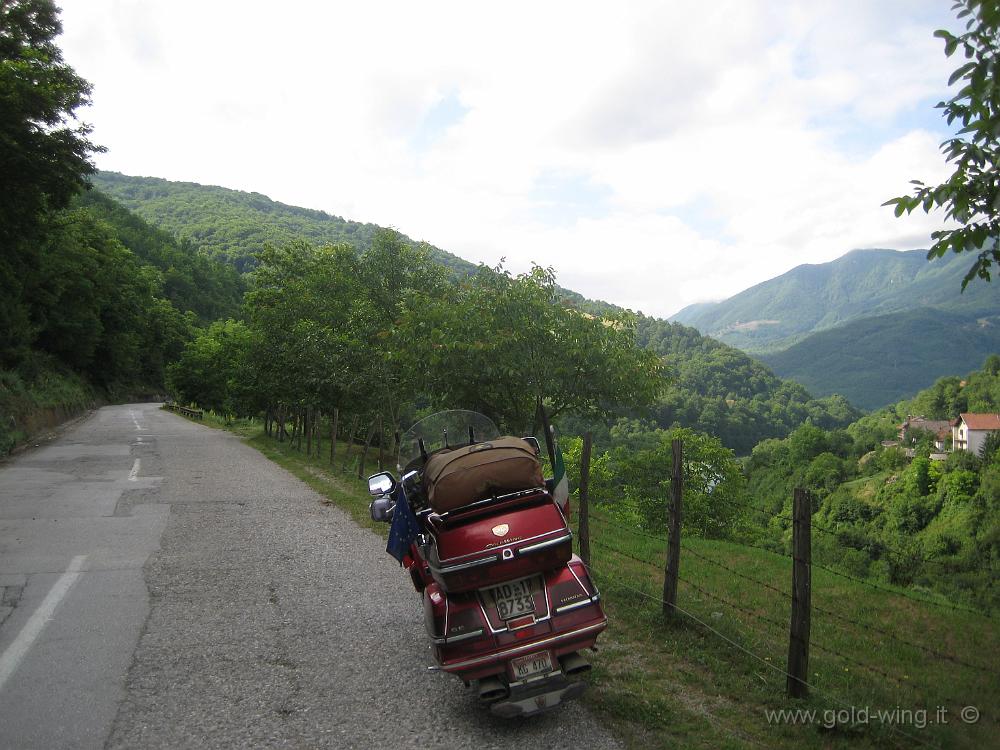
top-left (386, 485), bottom-right (419, 563)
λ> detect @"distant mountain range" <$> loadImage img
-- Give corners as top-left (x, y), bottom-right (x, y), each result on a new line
top-left (759, 308), bottom-right (1000, 410)
top-left (671, 248), bottom-right (1000, 409)
top-left (671, 248), bottom-right (998, 353)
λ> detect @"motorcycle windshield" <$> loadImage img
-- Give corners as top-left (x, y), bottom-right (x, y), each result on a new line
top-left (398, 410), bottom-right (500, 472)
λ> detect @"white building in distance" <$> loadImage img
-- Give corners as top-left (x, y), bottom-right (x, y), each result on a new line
top-left (952, 413), bottom-right (1000, 455)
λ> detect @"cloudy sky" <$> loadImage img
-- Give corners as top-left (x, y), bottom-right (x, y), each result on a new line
top-left (58, 0), bottom-right (960, 318)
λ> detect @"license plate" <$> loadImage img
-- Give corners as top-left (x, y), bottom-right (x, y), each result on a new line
top-left (485, 576), bottom-right (538, 620)
top-left (510, 650), bottom-right (554, 680)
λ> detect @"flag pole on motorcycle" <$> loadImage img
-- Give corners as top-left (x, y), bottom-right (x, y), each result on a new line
top-left (537, 403), bottom-right (569, 514)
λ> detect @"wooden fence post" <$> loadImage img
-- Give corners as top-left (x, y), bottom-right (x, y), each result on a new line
top-left (578, 431), bottom-right (592, 568)
top-left (663, 438), bottom-right (683, 617)
top-left (787, 488), bottom-right (812, 698)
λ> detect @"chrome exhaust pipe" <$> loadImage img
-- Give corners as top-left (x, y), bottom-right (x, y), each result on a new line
top-left (478, 676), bottom-right (508, 703)
top-left (560, 651), bottom-right (591, 676)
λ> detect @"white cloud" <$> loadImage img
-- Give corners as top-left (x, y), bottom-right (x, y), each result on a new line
top-left (58, 0), bottom-right (961, 317)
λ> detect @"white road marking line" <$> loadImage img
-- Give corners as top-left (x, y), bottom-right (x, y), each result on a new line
top-left (129, 410), bottom-right (143, 431)
top-left (0, 555), bottom-right (88, 692)
top-left (128, 459), bottom-right (140, 481)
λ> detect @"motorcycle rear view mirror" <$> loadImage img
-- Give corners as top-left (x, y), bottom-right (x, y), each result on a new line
top-left (368, 471), bottom-right (397, 497)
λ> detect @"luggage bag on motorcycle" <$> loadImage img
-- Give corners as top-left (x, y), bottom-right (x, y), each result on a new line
top-left (424, 437), bottom-right (544, 513)
top-left (425, 491), bottom-right (573, 593)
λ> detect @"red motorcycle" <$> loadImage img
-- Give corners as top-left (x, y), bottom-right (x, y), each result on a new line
top-left (368, 410), bottom-right (607, 717)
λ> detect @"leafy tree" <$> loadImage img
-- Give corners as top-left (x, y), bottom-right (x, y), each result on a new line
top-left (787, 424), bottom-right (829, 464)
top-left (560, 422), bottom-right (747, 538)
top-left (978, 429), bottom-right (1000, 463)
top-left (804, 452), bottom-right (849, 497)
top-left (357, 229), bottom-right (449, 431)
top-left (168, 320), bottom-right (252, 415)
top-left (984, 353), bottom-right (1000, 376)
top-left (908, 456), bottom-right (934, 497)
top-left (243, 241), bottom-right (366, 420)
top-left (25, 208), bottom-right (186, 389)
top-left (407, 264), bottom-right (665, 433)
top-left (1, 0), bottom-right (103, 365)
top-left (884, 1), bottom-right (1000, 287)
top-left (0, 0), bottom-right (101, 236)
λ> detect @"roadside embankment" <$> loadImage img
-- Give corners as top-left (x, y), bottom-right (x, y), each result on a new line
top-left (0, 368), bottom-right (97, 456)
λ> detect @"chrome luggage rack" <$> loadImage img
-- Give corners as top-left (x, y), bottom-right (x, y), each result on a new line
top-left (418, 486), bottom-right (550, 529)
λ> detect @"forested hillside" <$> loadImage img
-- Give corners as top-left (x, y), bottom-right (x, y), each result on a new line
top-left (740, 356), bottom-right (1000, 611)
top-left (672, 247), bottom-right (999, 353)
top-left (760, 308), bottom-right (1000, 409)
top-left (89, 171), bottom-right (618, 315)
top-left (72, 190), bottom-right (244, 322)
top-left (635, 317), bottom-right (860, 454)
top-left (91, 171), bottom-right (477, 275)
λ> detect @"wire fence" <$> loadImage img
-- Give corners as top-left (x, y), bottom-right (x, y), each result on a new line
top-left (581, 553), bottom-right (939, 750)
top-left (577, 436), bottom-right (995, 747)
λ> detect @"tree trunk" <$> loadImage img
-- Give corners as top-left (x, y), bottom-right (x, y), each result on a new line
top-left (341, 415), bottom-right (360, 473)
top-left (377, 414), bottom-right (384, 471)
top-left (358, 422), bottom-right (378, 480)
top-left (306, 407), bottom-right (313, 456)
top-left (330, 408), bottom-right (339, 465)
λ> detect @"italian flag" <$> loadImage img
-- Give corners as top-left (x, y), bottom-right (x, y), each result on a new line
top-left (551, 431), bottom-right (569, 511)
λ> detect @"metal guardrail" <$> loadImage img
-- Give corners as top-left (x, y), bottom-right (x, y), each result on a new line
top-left (164, 403), bottom-right (204, 420)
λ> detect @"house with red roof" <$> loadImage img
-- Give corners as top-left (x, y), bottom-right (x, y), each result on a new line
top-left (952, 413), bottom-right (1000, 454)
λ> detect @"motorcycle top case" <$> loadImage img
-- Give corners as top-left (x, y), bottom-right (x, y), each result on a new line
top-left (423, 437), bottom-right (544, 513)
top-left (425, 491), bottom-right (573, 593)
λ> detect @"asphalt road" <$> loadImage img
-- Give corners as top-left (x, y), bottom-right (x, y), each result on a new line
top-left (0, 403), bottom-right (621, 749)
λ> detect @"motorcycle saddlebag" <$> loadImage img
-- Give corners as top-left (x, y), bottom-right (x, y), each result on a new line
top-left (425, 492), bottom-right (572, 593)
top-left (424, 437), bottom-right (544, 513)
